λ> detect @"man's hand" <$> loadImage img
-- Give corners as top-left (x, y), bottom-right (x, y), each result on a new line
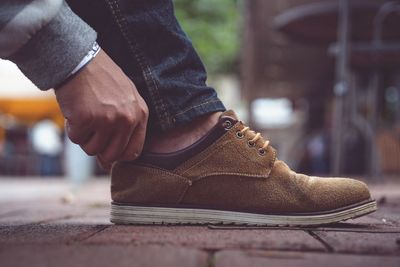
top-left (55, 50), bottom-right (148, 168)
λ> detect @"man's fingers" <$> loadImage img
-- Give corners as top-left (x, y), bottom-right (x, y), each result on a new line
top-left (55, 50), bottom-right (150, 166)
top-left (120, 121), bottom-right (147, 161)
top-left (81, 130), bottom-right (112, 156)
top-left (96, 155), bottom-right (112, 171)
top-left (66, 120), bottom-right (92, 144)
top-left (98, 124), bottom-right (134, 163)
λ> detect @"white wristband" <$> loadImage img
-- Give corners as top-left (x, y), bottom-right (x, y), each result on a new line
top-left (70, 42), bottom-right (101, 76)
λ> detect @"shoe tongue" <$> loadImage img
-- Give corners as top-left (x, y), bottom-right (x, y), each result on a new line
top-left (219, 110), bottom-right (239, 121)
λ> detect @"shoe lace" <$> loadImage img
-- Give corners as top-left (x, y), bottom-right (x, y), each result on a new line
top-left (238, 126), bottom-right (270, 155)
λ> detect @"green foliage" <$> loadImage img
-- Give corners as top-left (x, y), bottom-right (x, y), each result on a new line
top-left (173, 0), bottom-right (239, 74)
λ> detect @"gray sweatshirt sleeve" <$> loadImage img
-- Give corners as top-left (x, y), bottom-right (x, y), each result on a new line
top-left (0, 0), bottom-right (97, 90)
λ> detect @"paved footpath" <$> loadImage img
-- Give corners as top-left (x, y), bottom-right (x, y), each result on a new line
top-left (0, 178), bottom-right (399, 267)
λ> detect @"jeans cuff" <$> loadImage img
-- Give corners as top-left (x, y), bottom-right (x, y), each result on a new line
top-left (172, 99), bottom-right (226, 127)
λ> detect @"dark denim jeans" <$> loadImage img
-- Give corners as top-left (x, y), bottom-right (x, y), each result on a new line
top-left (66, 0), bottom-right (226, 134)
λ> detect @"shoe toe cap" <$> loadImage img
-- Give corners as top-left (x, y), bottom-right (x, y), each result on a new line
top-left (308, 176), bottom-right (372, 211)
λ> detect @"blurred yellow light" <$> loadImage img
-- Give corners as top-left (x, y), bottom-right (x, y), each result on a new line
top-left (0, 98), bottom-right (64, 128)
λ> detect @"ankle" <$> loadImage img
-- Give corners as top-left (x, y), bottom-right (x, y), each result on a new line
top-left (145, 112), bottom-right (222, 153)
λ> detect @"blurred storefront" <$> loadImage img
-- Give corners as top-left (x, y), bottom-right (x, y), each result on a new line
top-left (0, 60), bottom-right (64, 176)
top-left (241, 0), bottom-right (400, 177)
top-left (0, 61), bottom-right (98, 179)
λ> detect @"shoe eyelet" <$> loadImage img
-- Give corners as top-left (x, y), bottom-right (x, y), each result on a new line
top-left (258, 149), bottom-right (266, 156)
top-left (222, 120), bottom-right (232, 130)
top-left (247, 140), bottom-right (255, 147)
top-left (236, 131), bottom-right (244, 139)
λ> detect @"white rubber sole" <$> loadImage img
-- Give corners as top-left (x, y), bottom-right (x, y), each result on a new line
top-left (110, 200), bottom-right (377, 226)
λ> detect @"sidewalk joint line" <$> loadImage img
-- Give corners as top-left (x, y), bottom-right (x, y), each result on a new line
top-left (306, 230), bottom-right (335, 253)
top-left (72, 225), bottom-right (110, 243)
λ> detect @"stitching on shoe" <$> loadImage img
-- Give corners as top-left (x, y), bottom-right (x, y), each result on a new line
top-left (174, 129), bottom-right (237, 174)
top-left (232, 141), bottom-right (274, 177)
top-left (175, 172), bottom-right (268, 204)
top-left (268, 147), bottom-right (277, 174)
top-left (233, 143), bottom-right (270, 170)
top-left (174, 122), bottom-right (246, 173)
top-left (177, 139), bottom-right (235, 176)
top-left (176, 184), bottom-right (191, 204)
top-left (175, 122), bottom-right (275, 178)
top-left (137, 167), bottom-right (194, 205)
top-left (177, 140), bottom-right (272, 179)
top-left (117, 163), bottom-right (192, 204)
top-left (191, 172), bottom-right (269, 182)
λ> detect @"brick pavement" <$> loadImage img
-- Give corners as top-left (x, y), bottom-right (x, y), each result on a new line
top-left (0, 178), bottom-right (399, 267)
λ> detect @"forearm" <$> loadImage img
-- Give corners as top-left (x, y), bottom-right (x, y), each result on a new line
top-left (0, 0), bottom-right (97, 90)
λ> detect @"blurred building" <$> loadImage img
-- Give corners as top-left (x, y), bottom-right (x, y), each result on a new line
top-left (0, 61), bottom-right (97, 179)
top-left (241, 0), bottom-right (400, 176)
top-left (0, 60), bottom-right (64, 176)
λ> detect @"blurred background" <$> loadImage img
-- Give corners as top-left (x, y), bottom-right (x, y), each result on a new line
top-left (0, 0), bottom-right (399, 185)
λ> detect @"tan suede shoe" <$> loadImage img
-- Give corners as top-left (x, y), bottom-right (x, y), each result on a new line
top-left (110, 110), bottom-right (377, 226)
